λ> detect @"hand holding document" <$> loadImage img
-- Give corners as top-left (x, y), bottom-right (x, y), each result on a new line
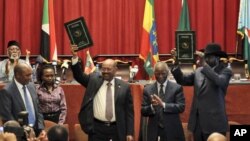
top-left (64, 17), bottom-right (93, 52)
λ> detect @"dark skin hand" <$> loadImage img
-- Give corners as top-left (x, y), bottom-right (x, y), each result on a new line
top-left (151, 94), bottom-right (164, 108)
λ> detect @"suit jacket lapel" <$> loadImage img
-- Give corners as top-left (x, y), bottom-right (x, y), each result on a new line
top-left (82, 77), bottom-right (103, 108)
top-left (197, 70), bottom-right (206, 96)
top-left (26, 84), bottom-right (37, 112)
top-left (164, 81), bottom-right (172, 99)
top-left (162, 81), bottom-right (173, 100)
top-left (153, 83), bottom-right (158, 96)
top-left (11, 82), bottom-right (26, 110)
top-left (93, 77), bottom-right (104, 98)
top-left (114, 79), bottom-right (120, 102)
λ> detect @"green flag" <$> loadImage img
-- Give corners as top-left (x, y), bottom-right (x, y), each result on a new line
top-left (40, 0), bottom-right (58, 62)
top-left (237, 0), bottom-right (250, 71)
top-left (178, 0), bottom-right (190, 31)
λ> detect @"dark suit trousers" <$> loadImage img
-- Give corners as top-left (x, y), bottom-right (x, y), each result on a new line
top-left (193, 116), bottom-right (226, 141)
top-left (89, 120), bottom-right (119, 141)
top-left (157, 126), bottom-right (167, 141)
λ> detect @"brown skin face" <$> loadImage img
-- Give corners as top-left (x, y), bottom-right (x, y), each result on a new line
top-left (7, 45), bottom-right (21, 60)
top-left (41, 68), bottom-right (55, 86)
top-left (15, 63), bottom-right (32, 85)
top-left (154, 62), bottom-right (169, 84)
top-left (101, 59), bottom-right (117, 81)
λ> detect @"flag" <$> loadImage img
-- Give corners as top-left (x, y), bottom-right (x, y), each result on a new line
top-left (178, 0), bottom-right (190, 31)
top-left (139, 0), bottom-right (159, 77)
top-left (237, 0), bottom-right (250, 71)
top-left (40, 0), bottom-right (58, 62)
top-left (84, 50), bottom-right (96, 74)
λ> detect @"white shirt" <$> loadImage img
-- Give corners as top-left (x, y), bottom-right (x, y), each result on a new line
top-left (157, 81), bottom-right (168, 95)
top-left (14, 79), bottom-right (35, 117)
top-left (151, 80), bottom-right (168, 110)
top-left (72, 57), bottom-right (116, 121)
top-left (93, 79), bottom-right (116, 122)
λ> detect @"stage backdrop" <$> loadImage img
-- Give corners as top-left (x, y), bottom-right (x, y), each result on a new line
top-left (0, 0), bottom-right (239, 61)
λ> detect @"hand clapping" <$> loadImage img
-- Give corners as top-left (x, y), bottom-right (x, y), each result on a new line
top-left (151, 94), bottom-right (164, 108)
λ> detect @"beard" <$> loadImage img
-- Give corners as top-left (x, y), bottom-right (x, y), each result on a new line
top-left (10, 53), bottom-right (20, 60)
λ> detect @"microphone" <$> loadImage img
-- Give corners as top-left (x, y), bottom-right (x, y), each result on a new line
top-left (52, 60), bottom-right (58, 75)
top-left (17, 111), bottom-right (29, 127)
top-left (35, 55), bottom-right (49, 70)
top-left (60, 60), bottom-right (71, 81)
top-left (130, 65), bottom-right (139, 82)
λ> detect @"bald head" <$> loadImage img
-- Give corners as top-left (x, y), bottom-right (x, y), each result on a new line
top-left (154, 62), bottom-right (169, 72)
top-left (14, 63), bottom-right (32, 85)
top-left (3, 120), bottom-right (21, 128)
top-left (207, 132), bottom-right (226, 141)
top-left (102, 59), bottom-right (117, 67)
top-left (14, 63), bottom-right (30, 75)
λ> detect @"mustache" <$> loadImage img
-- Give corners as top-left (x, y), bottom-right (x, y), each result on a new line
top-left (10, 54), bottom-right (20, 60)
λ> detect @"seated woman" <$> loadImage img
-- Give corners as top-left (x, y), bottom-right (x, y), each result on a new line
top-left (36, 64), bottom-right (67, 124)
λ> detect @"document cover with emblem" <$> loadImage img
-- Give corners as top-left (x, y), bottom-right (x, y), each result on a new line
top-left (64, 17), bottom-right (93, 51)
top-left (175, 31), bottom-right (196, 63)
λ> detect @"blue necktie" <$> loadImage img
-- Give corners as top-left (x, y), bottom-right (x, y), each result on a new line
top-left (23, 85), bottom-right (36, 126)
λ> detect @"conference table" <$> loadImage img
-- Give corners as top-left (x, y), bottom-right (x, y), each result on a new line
top-left (1, 81), bottom-right (250, 141)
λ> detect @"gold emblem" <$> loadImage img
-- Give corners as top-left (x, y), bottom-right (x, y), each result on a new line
top-left (74, 30), bottom-right (82, 37)
top-left (181, 42), bottom-right (189, 49)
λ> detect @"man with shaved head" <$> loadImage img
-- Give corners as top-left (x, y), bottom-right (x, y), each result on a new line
top-left (207, 132), bottom-right (226, 141)
top-left (0, 63), bottom-right (45, 137)
top-left (70, 45), bottom-right (134, 141)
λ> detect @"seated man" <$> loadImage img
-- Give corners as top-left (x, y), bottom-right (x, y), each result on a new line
top-left (207, 132), bottom-right (226, 141)
top-left (47, 125), bottom-right (68, 141)
top-left (0, 40), bottom-right (30, 82)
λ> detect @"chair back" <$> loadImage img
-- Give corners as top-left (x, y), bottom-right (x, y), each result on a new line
top-left (74, 124), bottom-right (88, 141)
top-left (44, 120), bottom-right (57, 132)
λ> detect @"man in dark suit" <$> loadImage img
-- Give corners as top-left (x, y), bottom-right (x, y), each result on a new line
top-left (141, 62), bottom-right (185, 141)
top-left (70, 46), bottom-right (134, 141)
top-left (171, 43), bottom-right (232, 141)
top-left (0, 62), bottom-right (45, 136)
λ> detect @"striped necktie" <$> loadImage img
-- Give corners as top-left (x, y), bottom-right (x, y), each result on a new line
top-left (105, 82), bottom-right (113, 121)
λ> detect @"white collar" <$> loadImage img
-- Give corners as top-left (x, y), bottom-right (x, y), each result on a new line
top-left (157, 80), bottom-right (168, 88)
top-left (104, 79), bottom-right (115, 86)
top-left (14, 78), bottom-right (25, 89)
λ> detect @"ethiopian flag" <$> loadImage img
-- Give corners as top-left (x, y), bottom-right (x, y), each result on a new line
top-left (237, 0), bottom-right (250, 71)
top-left (139, 0), bottom-right (159, 77)
top-left (40, 0), bottom-right (58, 61)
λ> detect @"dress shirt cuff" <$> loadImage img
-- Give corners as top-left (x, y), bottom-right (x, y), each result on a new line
top-left (171, 65), bottom-right (179, 72)
top-left (162, 102), bottom-right (166, 109)
top-left (150, 104), bottom-right (156, 114)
